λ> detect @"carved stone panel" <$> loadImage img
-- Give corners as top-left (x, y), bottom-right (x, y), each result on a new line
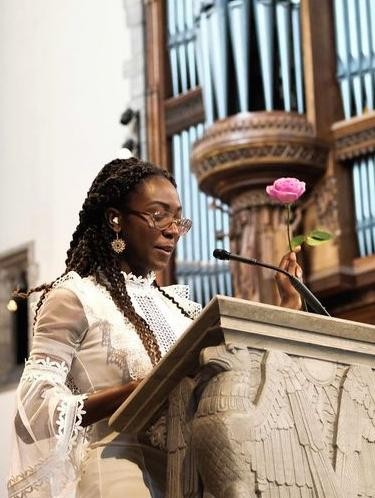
top-left (109, 296), bottom-right (375, 497)
top-left (163, 343), bottom-right (375, 498)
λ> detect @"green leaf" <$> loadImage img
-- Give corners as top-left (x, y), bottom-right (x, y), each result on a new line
top-left (308, 230), bottom-right (333, 241)
top-left (291, 235), bottom-right (305, 249)
top-left (306, 235), bottom-right (330, 246)
top-left (305, 237), bottom-right (323, 246)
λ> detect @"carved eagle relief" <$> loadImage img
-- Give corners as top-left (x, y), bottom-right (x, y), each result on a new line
top-left (165, 344), bottom-right (375, 498)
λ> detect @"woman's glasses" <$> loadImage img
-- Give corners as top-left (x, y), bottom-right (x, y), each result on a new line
top-left (126, 209), bottom-right (192, 236)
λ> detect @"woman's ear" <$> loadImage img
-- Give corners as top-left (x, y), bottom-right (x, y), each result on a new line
top-left (106, 208), bottom-right (122, 232)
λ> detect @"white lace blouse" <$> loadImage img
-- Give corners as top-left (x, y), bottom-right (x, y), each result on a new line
top-left (7, 271), bottom-right (201, 498)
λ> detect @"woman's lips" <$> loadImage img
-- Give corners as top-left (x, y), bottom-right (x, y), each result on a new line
top-left (154, 245), bottom-right (174, 255)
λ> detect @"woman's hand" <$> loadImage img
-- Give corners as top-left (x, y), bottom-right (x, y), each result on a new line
top-left (275, 247), bottom-right (303, 310)
top-left (82, 379), bottom-right (143, 427)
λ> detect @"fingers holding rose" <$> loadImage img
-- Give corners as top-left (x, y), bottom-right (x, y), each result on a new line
top-left (275, 248), bottom-right (303, 310)
top-left (278, 247), bottom-right (303, 280)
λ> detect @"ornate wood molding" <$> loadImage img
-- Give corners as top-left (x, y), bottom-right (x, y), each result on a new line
top-left (165, 88), bottom-right (205, 136)
top-left (332, 112), bottom-right (375, 160)
top-left (191, 111), bottom-right (329, 203)
top-left (230, 190), bottom-right (276, 211)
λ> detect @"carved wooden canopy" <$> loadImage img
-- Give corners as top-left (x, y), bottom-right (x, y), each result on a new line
top-left (191, 111), bottom-right (329, 203)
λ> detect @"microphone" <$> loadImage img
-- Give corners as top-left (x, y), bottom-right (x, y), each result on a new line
top-left (213, 248), bottom-right (330, 316)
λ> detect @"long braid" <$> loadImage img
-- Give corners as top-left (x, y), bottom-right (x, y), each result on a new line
top-left (16, 283), bottom-right (58, 327)
top-left (22, 158), bottom-right (177, 366)
top-left (89, 226), bottom-right (162, 365)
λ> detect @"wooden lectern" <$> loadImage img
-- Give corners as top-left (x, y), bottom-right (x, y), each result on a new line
top-left (109, 296), bottom-right (375, 498)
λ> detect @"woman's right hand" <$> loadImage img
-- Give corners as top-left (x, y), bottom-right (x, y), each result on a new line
top-left (275, 247), bottom-right (303, 310)
top-left (82, 379), bottom-right (143, 427)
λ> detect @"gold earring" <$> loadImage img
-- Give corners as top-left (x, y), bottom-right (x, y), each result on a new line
top-left (111, 232), bottom-right (126, 254)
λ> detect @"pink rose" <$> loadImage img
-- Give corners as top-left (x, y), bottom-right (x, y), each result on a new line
top-left (266, 177), bottom-right (306, 204)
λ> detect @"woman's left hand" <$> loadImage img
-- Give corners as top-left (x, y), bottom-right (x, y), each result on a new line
top-left (275, 247), bottom-right (303, 310)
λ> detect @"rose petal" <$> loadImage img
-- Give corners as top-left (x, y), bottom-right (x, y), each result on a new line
top-left (266, 177), bottom-right (306, 204)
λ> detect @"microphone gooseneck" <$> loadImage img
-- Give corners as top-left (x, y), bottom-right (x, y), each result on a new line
top-left (213, 248), bottom-right (330, 316)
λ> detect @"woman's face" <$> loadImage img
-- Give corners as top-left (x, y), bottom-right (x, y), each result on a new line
top-left (113, 175), bottom-right (183, 276)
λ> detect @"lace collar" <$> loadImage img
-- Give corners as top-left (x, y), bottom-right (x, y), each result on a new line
top-left (121, 271), bottom-right (156, 287)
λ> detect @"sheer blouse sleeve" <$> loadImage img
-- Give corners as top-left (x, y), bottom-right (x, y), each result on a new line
top-left (8, 288), bottom-right (89, 498)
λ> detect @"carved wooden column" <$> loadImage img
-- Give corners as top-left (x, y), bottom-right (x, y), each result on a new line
top-left (144, 0), bottom-right (168, 168)
top-left (191, 111), bottom-right (328, 303)
top-left (144, 0), bottom-right (172, 287)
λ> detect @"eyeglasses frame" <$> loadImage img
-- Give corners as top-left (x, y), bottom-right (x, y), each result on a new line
top-left (125, 209), bottom-right (192, 236)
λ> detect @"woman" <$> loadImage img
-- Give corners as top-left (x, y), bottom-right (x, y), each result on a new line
top-left (8, 157), bottom-right (302, 498)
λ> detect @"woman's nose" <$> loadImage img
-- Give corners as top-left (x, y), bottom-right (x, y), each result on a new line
top-left (163, 220), bottom-right (180, 238)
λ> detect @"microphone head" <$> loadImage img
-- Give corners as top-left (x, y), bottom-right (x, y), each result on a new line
top-left (213, 248), bottom-right (231, 260)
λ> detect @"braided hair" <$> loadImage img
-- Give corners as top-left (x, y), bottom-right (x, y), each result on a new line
top-left (24, 157), bottom-right (191, 366)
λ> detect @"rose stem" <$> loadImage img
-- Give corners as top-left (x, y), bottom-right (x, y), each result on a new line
top-left (287, 204), bottom-right (293, 252)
